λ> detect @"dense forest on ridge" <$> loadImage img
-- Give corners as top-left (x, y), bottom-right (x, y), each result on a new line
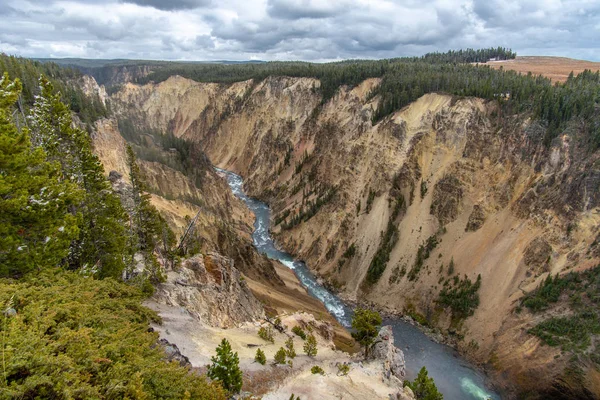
top-left (130, 47), bottom-right (600, 149)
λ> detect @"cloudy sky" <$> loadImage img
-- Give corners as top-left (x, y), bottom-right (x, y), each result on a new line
top-left (1, 0), bottom-right (599, 61)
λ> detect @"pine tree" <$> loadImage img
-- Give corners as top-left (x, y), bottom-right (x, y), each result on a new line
top-left (285, 337), bottom-right (296, 359)
top-left (447, 258), bottom-right (455, 276)
top-left (207, 338), bottom-right (243, 394)
top-left (28, 77), bottom-right (128, 278)
top-left (351, 308), bottom-right (382, 358)
top-left (0, 73), bottom-right (82, 277)
top-left (274, 347), bottom-right (287, 364)
top-left (126, 144), bottom-right (172, 283)
top-left (303, 334), bottom-right (318, 357)
top-left (404, 366), bottom-right (443, 400)
top-left (254, 348), bottom-right (266, 365)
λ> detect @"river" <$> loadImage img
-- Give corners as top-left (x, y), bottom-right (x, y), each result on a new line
top-left (218, 168), bottom-right (501, 400)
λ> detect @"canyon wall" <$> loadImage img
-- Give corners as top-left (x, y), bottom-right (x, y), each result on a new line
top-left (89, 76), bottom-right (356, 351)
top-left (107, 75), bottom-right (600, 398)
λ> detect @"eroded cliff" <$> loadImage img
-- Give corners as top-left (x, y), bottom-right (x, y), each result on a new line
top-left (107, 74), bottom-right (600, 398)
top-left (89, 75), bottom-right (358, 353)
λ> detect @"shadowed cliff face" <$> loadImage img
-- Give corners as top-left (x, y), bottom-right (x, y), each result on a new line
top-left (107, 74), bottom-right (600, 398)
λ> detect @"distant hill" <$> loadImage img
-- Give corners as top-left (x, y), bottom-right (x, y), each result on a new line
top-left (486, 56), bottom-right (600, 83)
top-left (32, 58), bottom-right (266, 68)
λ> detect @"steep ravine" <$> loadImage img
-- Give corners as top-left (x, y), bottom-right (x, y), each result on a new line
top-left (220, 168), bottom-right (500, 400)
top-left (108, 75), bottom-right (600, 398)
top-left (91, 80), bottom-right (356, 347)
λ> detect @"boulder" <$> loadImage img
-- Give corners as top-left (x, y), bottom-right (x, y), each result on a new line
top-left (159, 338), bottom-right (190, 367)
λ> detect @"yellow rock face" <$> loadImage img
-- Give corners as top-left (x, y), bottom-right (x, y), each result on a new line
top-left (104, 74), bottom-right (600, 397)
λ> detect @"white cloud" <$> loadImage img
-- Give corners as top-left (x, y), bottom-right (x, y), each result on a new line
top-left (0, 0), bottom-right (598, 61)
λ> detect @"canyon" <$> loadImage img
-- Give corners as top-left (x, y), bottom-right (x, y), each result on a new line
top-left (86, 64), bottom-right (600, 398)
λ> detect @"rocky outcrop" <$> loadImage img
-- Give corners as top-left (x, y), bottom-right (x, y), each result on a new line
top-left (523, 237), bottom-right (553, 275)
top-left (523, 238), bottom-right (553, 267)
top-left (79, 75), bottom-right (108, 105)
top-left (367, 325), bottom-right (406, 384)
top-left (466, 204), bottom-right (486, 231)
top-left (285, 312), bottom-right (335, 342)
top-left (429, 174), bottom-right (464, 226)
top-left (158, 338), bottom-right (191, 367)
top-left (152, 253), bottom-right (265, 328)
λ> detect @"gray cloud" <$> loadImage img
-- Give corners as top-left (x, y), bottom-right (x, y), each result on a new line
top-left (121, 0), bottom-right (211, 11)
top-left (267, 0), bottom-right (347, 20)
top-left (0, 0), bottom-right (598, 61)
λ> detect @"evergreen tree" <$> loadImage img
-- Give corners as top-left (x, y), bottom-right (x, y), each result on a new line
top-left (404, 366), bottom-right (444, 400)
top-left (274, 347), bottom-right (287, 364)
top-left (0, 73), bottom-right (81, 277)
top-left (254, 348), bottom-right (266, 365)
top-left (303, 334), bottom-right (318, 357)
top-left (126, 144), bottom-right (173, 282)
top-left (351, 308), bottom-right (382, 358)
top-left (207, 338), bottom-right (243, 394)
top-left (285, 337), bottom-right (296, 359)
top-left (29, 77), bottom-right (128, 278)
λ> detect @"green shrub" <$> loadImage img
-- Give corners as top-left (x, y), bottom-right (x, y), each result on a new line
top-left (524, 265), bottom-right (600, 354)
top-left (281, 186), bottom-right (336, 230)
top-left (292, 326), bottom-right (307, 340)
top-left (366, 189), bottom-right (376, 213)
top-left (365, 202), bottom-right (401, 284)
top-left (447, 258), bottom-right (455, 275)
top-left (389, 264), bottom-right (407, 284)
top-left (0, 269), bottom-right (225, 399)
top-left (207, 338), bottom-right (243, 394)
top-left (521, 270), bottom-right (595, 312)
top-left (342, 243), bottom-right (357, 259)
top-left (351, 308), bottom-right (382, 358)
top-left (311, 365), bottom-right (325, 375)
top-left (420, 181), bottom-right (428, 198)
top-left (408, 234), bottom-right (439, 281)
top-left (258, 326), bottom-right (275, 343)
top-left (437, 274), bottom-right (481, 319)
top-left (364, 195), bottom-right (405, 284)
top-left (337, 363), bottom-right (350, 376)
top-left (404, 366), bottom-right (443, 400)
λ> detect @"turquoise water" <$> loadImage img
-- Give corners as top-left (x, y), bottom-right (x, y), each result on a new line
top-left (218, 168), bottom-right (501, 400)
